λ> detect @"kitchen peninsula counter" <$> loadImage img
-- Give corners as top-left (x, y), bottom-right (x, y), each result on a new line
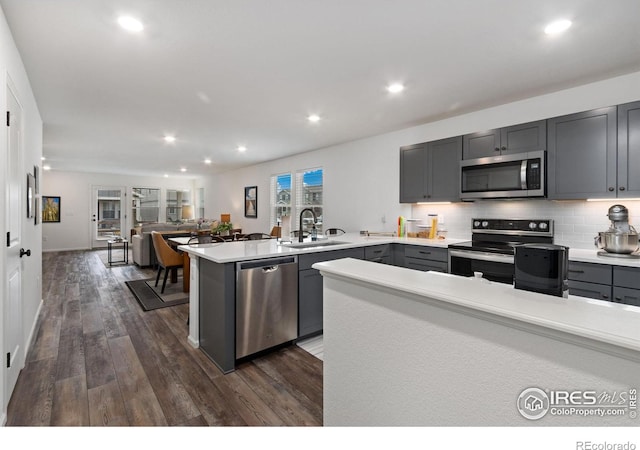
top-left (178, 233), bottom-right (465, 371)
top-left (315, 258), bottom-right (640, 426)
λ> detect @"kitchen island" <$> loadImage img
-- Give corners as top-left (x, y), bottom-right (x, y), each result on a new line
top-left (314, 257), bottom-right (640, 426)
top-left (178, 233), bottom-right (464, 372)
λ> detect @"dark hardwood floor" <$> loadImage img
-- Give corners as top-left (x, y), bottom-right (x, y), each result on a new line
top-left (6, 250), bottom-right (323, 426)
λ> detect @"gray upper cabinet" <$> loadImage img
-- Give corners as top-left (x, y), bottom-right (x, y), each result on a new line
top-left (617, 101), bottom-right (640, 198)
top-left (399, 136), bottom-right (462, 203)
top-left (547, 107), bottom-right (617, 199)
top-left (462, 120), bottom-right (546, 159)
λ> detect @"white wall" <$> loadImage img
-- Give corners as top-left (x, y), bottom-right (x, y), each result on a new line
top-left (206, 71), bottom-right (640, 248)
top-left (41, 170), bottom-right (201, 251)
top-left (0, 6), bottom-right (43, 424)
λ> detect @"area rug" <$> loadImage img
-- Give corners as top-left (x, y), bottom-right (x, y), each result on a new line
top-left (125, 277), bottom-right (189, 311)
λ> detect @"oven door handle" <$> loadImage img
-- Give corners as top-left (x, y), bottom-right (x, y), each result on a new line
top-left (449, 249), bottom-right (514, 264)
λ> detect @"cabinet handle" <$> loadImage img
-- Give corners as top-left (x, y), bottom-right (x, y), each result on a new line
top-left (608, 187), bottom-right (615, 191)
top-left (494, 147), bottom-right (500, 152)
top-left (619, 187), bottom-right (626, 191)
top-left (615, 297), bottom-right (622, 301)
top-left (501, 146), bottom-right (506, 151)
top-left (373, 250), bottom-right (382, 254)
top-left (568, 269), bottom-right (584, 274)
top-left (602, 294), bottom-right (609, 299)
top-left (419, 251), bottom-right (431, 255)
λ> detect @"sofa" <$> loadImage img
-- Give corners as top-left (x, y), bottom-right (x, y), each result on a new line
top-left (131, 223), bottom-right (199, 267)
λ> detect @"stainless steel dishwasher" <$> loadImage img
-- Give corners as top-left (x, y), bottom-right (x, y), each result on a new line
top-left (236, 256), bottom-right (298, 359)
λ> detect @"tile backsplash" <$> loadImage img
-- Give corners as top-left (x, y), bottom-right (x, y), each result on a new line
top-left (411, 199), bottom-right (640, 250)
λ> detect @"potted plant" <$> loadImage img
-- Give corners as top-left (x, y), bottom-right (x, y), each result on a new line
top-left (213, 221), bottom-right (234, 236)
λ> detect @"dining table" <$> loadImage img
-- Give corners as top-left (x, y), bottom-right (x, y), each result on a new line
top-left (168, 236), bottom-right (192, 293)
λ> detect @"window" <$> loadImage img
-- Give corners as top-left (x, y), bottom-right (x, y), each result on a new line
top-left (295, 167), bottom-right (323, 234)
top-left (166, 189), bottom-right (190, 222)
top-left (131, 187), bottom-right (160, 227)
top-left (270, 173), bottom-right (292, 228)
top-left (196, 187), bottom-right (205, 220)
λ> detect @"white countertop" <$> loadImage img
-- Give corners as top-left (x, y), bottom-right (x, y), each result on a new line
top-left (313, 257), bottom-right (640, 353)
top-left (569, 247), bottom-right (640, 267)
top-left (178, 232), bottom-right (466, 263)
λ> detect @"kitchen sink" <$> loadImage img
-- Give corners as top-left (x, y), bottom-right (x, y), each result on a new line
top-left (282, 240), bottom-right (349, 249)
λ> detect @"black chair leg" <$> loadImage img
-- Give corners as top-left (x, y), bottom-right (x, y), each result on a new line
top-left (155, 267), bottom-right (163, 287)
top-left (162, 266), bottom-right (170, 293)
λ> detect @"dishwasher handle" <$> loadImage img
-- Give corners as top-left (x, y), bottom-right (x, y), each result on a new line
top-left (237, 256), bottom-right (297, 271)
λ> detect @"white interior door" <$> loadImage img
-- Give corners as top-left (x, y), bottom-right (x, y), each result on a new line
top-left (91, 185), bottom-right (126, 248)
top-left (4, 80), bottom-right (24, 404)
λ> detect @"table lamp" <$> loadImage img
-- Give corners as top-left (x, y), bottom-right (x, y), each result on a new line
top-left (181, 205), bottom-right (194, 222)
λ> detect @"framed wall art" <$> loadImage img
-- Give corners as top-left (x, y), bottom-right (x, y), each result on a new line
top-left (42, 196), bottom-right (61, 223)
top-left (244, 186), bottom-right (257, 218)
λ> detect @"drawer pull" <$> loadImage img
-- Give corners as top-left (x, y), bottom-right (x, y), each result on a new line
top-left (568, 269), bottom-right (584, 274)
top-left (373, 250), bottom-right (382, 254)
top-left (615, 297), bottom-right (622, 301)
top-left (419, 251), bottom-right (431, 255)
top-left (602, 294), bottom-right (609, 299)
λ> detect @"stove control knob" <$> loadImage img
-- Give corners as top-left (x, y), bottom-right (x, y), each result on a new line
top-left (482, 221), bottom-right (489, 228)
top-left (474, 220), bottom-right (481, 228)
top-left (529, 222), bottom-right (537, 230)
top-left (539, 222), bottom-right (548, 230)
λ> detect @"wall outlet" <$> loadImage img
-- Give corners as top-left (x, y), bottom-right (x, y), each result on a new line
top-left (381, 215), bottom-right (386, 224)
top-left (43, 236), bottom-right (47, 242)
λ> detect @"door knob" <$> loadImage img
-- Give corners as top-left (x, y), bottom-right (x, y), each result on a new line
top-left (20, 248), bottom-right (31, 257)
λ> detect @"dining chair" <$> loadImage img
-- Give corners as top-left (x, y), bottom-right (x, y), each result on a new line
top-left (151, 231), bottom-right (184, 294)
top-left (270, 226), bottom-right (282, 238)
top-left (325, 228), bottom-right (346, 236)
top-left (240, 233), bottom-right (272, 240)
top-left (187, 234), bottom-right (225, 245)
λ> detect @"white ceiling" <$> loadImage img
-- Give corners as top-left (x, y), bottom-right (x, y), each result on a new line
top-left (2, 0), bottom-right (640, 178)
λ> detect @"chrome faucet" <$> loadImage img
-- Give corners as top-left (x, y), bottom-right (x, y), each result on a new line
top-left (299, 208), bottom-right (317, 242)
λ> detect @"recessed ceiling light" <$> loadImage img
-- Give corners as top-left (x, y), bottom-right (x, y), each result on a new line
top-left (180, 167), bottom-right (187, 172)
top-left (237, 146), bottom-right (247, 152)
top-left (163, 135), bottom-right (176, 143)
top-left (387, 83), bottom-right (405, 93)
top-left (164, 174), bottom-right (169, 178)
top-left (118, 16), bottom-right (144, 33)
top-left (545, 19), bottom-right (572, 35)
top-left (43, 165), bottom-right (51, 171)
top-left (308, 114), bottom-right (321, 123)
top-left (41, 156), bottom-right (46, 161)
top-left (204, 158), bottom-right (212, 164)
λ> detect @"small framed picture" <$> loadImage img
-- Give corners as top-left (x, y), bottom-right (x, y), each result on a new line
top-left (244, 186), bottom-right (257, 218)
top-left (42, 196), bottom-right (61, 223)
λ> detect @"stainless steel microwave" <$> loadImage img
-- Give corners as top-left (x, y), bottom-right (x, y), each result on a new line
top-left (460, 150), bottom-right (546, 200)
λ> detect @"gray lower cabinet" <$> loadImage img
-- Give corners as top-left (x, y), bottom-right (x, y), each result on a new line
top-left (364, 244), bottom-right (391, 264)
top-left (199, 259), bottom-right (236, 374)
top-left (612, 265), bottom-right (640, 306)
top-left (462, 120), bottom-right (546, 159)
top-left (547, 107), bottom-right (617, 199)
top-left (298, 247), bottom-right (365, 338)
top-left (403, 245), bottom-right (448, 273)
top-left (399, 136), bottom-right (462, 203)
top-left (568, 261), bottom-right (640, 306)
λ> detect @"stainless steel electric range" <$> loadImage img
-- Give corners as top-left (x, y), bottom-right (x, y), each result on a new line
top-left (448, 218), bottom-right (554, 284)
